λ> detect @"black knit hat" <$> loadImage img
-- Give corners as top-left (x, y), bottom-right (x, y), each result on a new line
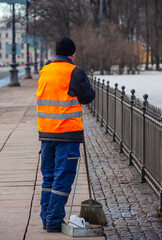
top-left (56, 36), bottom-right (76, 56)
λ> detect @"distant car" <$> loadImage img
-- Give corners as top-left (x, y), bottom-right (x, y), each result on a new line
top-left (0, 61), bottom-right (4, 67)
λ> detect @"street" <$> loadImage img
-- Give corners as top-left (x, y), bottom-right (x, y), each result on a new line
top-left (0, 66), bottom-right (26, 80)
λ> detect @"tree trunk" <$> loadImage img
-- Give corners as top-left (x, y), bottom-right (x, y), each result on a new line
top-left (154, 0), bottom-right (160, 70)
top-left (145, 0), bottom-right (149, 70)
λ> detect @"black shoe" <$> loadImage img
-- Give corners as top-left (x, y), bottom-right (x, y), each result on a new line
top-left (47, 226), bottom-right (61, 232)
top-left (43, 224), bottom-right (46, 230)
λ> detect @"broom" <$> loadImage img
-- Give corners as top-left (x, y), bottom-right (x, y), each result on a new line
top-left (79, 132), bottom-right (108, 226)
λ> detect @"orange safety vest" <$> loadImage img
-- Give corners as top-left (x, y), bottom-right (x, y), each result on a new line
top-left (35, 62), bottom-right (84, 139)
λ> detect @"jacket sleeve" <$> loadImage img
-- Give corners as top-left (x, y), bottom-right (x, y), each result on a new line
top-left (68, 67), bottom-right (95, 104)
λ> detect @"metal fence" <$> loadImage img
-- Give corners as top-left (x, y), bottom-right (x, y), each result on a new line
top-left (89, 76), bottom-right (162, 212)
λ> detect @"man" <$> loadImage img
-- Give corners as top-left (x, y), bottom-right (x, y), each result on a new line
top-left (35, 36), bottom-right (95, 232)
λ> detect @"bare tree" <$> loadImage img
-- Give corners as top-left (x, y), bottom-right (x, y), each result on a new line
top-left (71, 24), bottom-right (99, 72)
top-left (25, 0), bottom-right (162, 72)
top-left (153, 0), bottom-right (160, 70)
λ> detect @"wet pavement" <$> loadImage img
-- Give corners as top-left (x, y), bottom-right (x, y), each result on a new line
top-left (83, 110), bottom-right (162, 240)
top-left (0, 74), bottom-right (161, 240)
top-left (0, 75), bottom-right (104, 240)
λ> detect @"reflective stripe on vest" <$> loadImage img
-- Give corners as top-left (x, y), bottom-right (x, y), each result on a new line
top-left (37, 99), bottom-right (79, 107)
top-left (38, 111), bottom-right (82, 119)
top-left (52, 189), bottom-right (69, 197)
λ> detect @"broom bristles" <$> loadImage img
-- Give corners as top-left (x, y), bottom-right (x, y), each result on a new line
top-left (79, 204), bottom-right (108, 226)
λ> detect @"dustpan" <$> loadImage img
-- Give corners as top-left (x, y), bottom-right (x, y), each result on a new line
top-left (62, 156), bottom-right (104, 237)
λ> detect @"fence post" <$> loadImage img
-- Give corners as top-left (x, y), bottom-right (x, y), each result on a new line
top-left (106, 81), bottom-right (109, 133)
top-left (113, 83), bottom-right (118, 142)
top-left (129, 89), bottom-right (135, 166)
top-left (101, 79), bottom-right (105, 127)
top-left (119, 86), bottom-right (125, 153)
top-left (96, 78), bottom-right (100, 121)
top-left (141, 94), bottom-right (148, 183)
top-left (160, 190), bottom-right (162, 212)
top-left (90, 75), bottom-right (93, 113)
top-left (160, 117), bottom-right (162, 212)
top-left (88, 75), bottom-right (92, 111)
top-left (93, 77), bottom-right (96, 116)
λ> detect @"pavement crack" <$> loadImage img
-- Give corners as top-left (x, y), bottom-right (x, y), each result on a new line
top-left (0, 105), bottom-right (31, 152)
top-left (22, 152), bottom-right (40, 240)
top-left (0, 127), bottom-right (18, 152)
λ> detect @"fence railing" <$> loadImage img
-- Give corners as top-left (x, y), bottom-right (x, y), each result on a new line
top-left (89, 76), bottom-right (162, 212)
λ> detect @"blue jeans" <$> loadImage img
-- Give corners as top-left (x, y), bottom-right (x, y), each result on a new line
top-left (40, 141), bottom-right (80, 229)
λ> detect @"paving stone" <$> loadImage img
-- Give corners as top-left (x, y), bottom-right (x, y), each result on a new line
top-left (83, 110), bottom-right (162, 240)
top-left (0, 77), bottom-right (162, 240)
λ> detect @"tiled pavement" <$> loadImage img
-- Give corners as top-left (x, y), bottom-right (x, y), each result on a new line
top-left (0, 76), bottom-right (104, 240)
top-left (83, 110), bottom-right (162, 240)
top-left (0, 75), bottom-right (161, 240)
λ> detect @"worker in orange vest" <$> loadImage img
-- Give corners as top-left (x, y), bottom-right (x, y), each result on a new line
top-left (35, 36), bottom-right (95, 232)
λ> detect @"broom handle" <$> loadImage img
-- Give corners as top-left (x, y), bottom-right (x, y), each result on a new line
top-left (83, 132), bottom-right (92, 199)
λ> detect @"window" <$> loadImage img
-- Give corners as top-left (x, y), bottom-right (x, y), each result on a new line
top-left (21, 44), bottom-right (24, 49)
top-left (0, 33), bottom-right (1, 38)
top-left (6, 33), bottom-right (8, 38)
top-left (6, 54), bottom-right (8, 59)
top-left (0, 42), bottom-right (1, 49)
top-left (21, 53), bottom-right (24, 58)
top-left (0, 53), bottom-right (2, 58)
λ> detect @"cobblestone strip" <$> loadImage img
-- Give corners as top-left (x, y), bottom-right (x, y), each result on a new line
top-left (82, 109), bottom-right (162, 240)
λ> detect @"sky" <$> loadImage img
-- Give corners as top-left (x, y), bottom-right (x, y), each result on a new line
top-left (0, 3), bottom-right (11, 18)
top-left (0, 3), bottom-right (25, 19)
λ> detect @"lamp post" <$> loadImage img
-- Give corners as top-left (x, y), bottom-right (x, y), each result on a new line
top-left (25, 0), bottom-right (32, 79)
top-left (9, 3), bottom-right (20, 87)
top-left (40, 41), bottom-right (44, 69)
top-left (34, 0), bottom-right (38, 73)
top-left (45, 44), bottom-right (48, 61)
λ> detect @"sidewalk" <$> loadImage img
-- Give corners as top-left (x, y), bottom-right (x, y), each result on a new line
top-left (83, 110), bottom-right (162, 240)
top-left (0, 75), bottom-right (162, 240)
top-left (0, 76), bottom-right (105, 240)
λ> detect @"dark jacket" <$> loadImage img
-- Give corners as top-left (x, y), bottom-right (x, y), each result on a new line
top-left (54, 56), bottom-right (95, 105)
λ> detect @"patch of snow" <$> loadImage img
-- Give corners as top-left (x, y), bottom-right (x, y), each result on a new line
top-left (95, 72), bottom-right (162, 109)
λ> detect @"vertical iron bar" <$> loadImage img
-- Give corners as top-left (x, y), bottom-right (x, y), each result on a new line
top-left (141, 94), bottom-right (148, 182)
top-left (119, 86), bottom-right (125, 153)
top-left (93, 77), bottom-right (96, 116)
top-left (101, 79), bottom-right (105, 127)
top-left (106, 81), bottom-right (109, 133)
top-left (90, 75), bottom-right (93, 113)
top-left (160, 190), bottom-right (162, 212)
top-left (88, 75), bottom-right (91, 110)
top-left (129, 89), bottom-right (135, 165)
top-left (113, 83), bottom-right (118, 142)
top-left (96, 78), bottom-right (100, 121)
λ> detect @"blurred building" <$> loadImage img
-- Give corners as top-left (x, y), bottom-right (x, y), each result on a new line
top-left (0, 19), bottom-right (53, 66)
top-left (132, 40), bottom-right (151, 64)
